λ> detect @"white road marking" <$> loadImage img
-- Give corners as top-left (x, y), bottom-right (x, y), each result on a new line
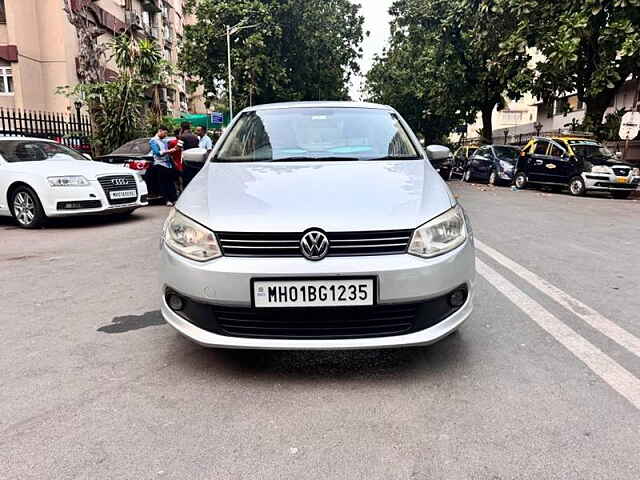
top-left (476, 239), bottom-right (640, 359)
top-left (477, 259), bottom-right (640, 410)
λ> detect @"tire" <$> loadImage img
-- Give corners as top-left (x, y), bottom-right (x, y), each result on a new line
top-left (569, 176), bottom-right (586, 196)
top-left (10, 186), bottom-right (46, 229)
top-left (463, 169), bottom-right (473, 183)
top-left (514, 172), bottom-right (527, 189)
top-left (611, 191), bottom-right (632, 200)
top-left (489, 170), bottom-right (498, 186)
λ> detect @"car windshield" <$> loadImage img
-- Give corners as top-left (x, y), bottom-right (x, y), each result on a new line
top-left (0, 140), bottom-right (88, 162)
top-left (568, 140), bottom-right (614, 160)
top-left (493, 146), bottom-right (519, 163)
top-left (215, 107), bottom-right (420, 162)
top-left (111, 138), bottom-right (151, 155)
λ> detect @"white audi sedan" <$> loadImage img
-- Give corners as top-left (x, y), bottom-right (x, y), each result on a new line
top-left (160, 102), bottom-right (475, 350)
top-left (0, 137), bottom-right (148, 228)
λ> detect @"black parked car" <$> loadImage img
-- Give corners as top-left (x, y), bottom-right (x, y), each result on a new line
top-left (449, 145), bottom-right (479, 180)
top-left (463, 145), bottom-right (521, 185)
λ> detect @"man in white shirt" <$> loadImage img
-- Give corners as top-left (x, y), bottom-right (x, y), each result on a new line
top-left (196, 126), bottom-right (213, 150)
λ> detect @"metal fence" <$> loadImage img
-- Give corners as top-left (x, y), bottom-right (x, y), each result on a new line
top-left (0, 107), bottom-right (92, 153)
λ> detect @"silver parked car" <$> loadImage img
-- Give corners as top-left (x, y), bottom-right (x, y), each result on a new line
top-left (160, 102), bottom-right (475, 350)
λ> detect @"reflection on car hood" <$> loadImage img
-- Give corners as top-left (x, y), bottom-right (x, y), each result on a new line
top-left (178, 160), bottom-right (455, 232)
top-left (8, 160), bottom-right (135, 179)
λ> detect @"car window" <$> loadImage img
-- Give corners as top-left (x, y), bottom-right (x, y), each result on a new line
top-left (111, 138), bottom-right (152, 155)
top-left (533, 141), bottom-right (549, 155)
top-left (0, 140), bottom-right (88, 162)
top-left (216, 108), bottom-right (419, 162)
top-left (567, 140), bottom-right (614, 161)
top-left (468, 147), bottom-right (477, 158)
top-left (493, 146), bottom-right (519, 163)
top-left (549, 144), bottom-right (564, 158)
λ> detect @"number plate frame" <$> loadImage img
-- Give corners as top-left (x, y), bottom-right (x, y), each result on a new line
top-left (251, 276), bottom-right (378, 308)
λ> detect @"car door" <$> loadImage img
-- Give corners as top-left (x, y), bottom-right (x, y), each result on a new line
top-left (526, 139), bottom-right (553, 183)
top-left (474, 146), bottom-right (494, 179)
top-left (0, 154), bottom-right (9, 214)
top-left (545, 141), bottom-right (573, 184)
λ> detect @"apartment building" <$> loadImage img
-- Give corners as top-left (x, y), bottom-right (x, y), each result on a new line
top-left (0, 0), bottom-right (205, 116)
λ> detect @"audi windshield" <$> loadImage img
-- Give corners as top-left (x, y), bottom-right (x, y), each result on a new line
top-left (215, 107), bottom-right (420, 162)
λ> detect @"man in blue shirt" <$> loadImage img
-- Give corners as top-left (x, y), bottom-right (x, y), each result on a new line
top-left (196, 126), bottom-right (213, 150)
top-left (149, 125), bottom-right (178, 206)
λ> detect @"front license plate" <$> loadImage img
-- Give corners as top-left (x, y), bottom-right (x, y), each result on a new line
top-left (109, 190), bottom-right (137, 200)
top-left (616, 177), bottom-right (629, 184)
top-left (253, 278), bottom-right (375, 308)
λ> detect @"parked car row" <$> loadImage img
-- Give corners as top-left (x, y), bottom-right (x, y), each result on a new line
top-left (446, 136), bottom-right (640, 199)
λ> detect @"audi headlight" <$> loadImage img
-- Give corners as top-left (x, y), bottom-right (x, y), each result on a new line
top-left (47, 176), bottom-right (89, 187)
top-left (591, 165), bottom-right (612, 174)
top-left (163, 209), bottom-right (221, 262)
top-left (631, 168), bottom-right (639, 177)
top-left (499, 160), bottom-right (514, 171)
top-left (408, 205), bottom-right (467, 258)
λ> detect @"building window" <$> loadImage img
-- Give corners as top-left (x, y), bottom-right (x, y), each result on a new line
top-left (0, 0), bottom-right (6, 24)
top-left (0, 62), bottom-right (13, 94)
top-left (164, 47), bottom-right (171, 62)
top-left (500, 110), bottom-right (524, 124)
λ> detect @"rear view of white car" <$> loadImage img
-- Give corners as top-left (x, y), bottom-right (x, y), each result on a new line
top-left (0, 137), bottom-right (148, 228)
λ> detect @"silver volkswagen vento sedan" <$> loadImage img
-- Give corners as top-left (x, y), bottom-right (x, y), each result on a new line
top-left (160, 102), bottom-right (475, 350)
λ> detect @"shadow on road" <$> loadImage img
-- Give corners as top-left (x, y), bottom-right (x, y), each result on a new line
top-left (98, 310), bottom-right (166, 334)
top-left (167, 328), bottom-right (471, 383)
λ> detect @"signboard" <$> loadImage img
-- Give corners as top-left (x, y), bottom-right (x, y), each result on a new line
top-left (619, 111), bottom-right (640, 140)
top-left (211, 112), bottom-right (224, 125)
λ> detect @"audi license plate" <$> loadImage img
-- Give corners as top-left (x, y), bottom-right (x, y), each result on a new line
top-left (109, 190), bottom-right (137, 200)
top-left (253, 278), bottom-right (375, 308)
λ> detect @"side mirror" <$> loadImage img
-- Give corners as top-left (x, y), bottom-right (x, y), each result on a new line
top-left (83, 153), bottom-right (92, 160)
top-left (426, 145), bottom-right (453, 162)
top-left (182, 147), bottom-right (209, 165)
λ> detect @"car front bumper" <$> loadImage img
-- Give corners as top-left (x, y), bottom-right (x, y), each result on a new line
top-left (583, 173), bottom-right (640, 191)
top-left (44, 180), bottom-right (149, 217)
top-left (159, 238), bottom-right (476, 350)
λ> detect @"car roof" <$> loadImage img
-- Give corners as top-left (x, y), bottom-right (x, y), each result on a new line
top-left (242, 101), bottom-right (395, 113)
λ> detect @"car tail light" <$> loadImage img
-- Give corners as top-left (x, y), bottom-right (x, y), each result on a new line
top-left (127, 160), bottom-right (150, 171)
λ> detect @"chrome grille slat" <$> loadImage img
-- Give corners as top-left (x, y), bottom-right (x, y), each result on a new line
top-left (217, 229), bottom-right (412, 257)
top-left (97, 175), bottom-right (138, 205)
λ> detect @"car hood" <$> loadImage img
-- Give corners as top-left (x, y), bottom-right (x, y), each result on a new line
top-left (9, 160), bottom-right (135, 179)
top-left (178, 160), bottom-right (455, 232)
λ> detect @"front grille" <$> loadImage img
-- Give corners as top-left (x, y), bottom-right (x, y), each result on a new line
top-left (613, 168), bottom-right (631, 177)
top-left (594, 182), bottom-right (637, 189)
top-left (57, 200), bottom-right (102, 210)
top-left (98, 175), bottom-right (138, 205)
top-left (214, 304), bottom-right (419, 339)
top-left (217, 230), bottom-right (413, 257)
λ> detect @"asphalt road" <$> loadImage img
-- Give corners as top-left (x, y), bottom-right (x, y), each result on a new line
top-left (1, 181), bottom-right (639, 479)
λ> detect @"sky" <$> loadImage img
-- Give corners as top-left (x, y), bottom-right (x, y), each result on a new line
top-left (349, 0), bottom-right (394, 101)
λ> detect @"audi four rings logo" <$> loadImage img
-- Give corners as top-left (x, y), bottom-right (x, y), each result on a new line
top-left (112, 178), bottom-right (128, 186)
top-left (300, 230), bottom-right (329, 261)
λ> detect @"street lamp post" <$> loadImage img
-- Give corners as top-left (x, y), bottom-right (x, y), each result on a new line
top-left (225, 21), bottom-right (260, 122)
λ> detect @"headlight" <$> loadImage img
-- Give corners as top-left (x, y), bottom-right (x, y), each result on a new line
top-left (591, 165), bottom-right (612, 174)
top-left (631, 168), bottom-right (639, 176)
top-left (499, 160), bottom-right (514, 171)
top-left (47, 176), bottom-right (89, 187)
top-left (408, 205), bottom-right (467, 258)
top-left (163, 209), bottom-right (221, 262)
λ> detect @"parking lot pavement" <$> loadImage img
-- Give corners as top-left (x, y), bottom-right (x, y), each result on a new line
top-left (1, 190), bottom-right (639, 479)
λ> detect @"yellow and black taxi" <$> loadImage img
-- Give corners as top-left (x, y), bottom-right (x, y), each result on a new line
top-left (514, 136), bottom-right (640, 199)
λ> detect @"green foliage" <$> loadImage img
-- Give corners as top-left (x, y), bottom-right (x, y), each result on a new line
top-left (499, 0), bottom-right (640, 133)
top-left (366, 0), bottom-right (530, 143)
top-left (58, 34), bottom-right (172, 155)
top-left (180, 0), bottom-right (365, 108)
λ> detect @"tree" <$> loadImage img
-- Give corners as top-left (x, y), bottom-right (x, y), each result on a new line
top-left (367, 0), bottom-right (530, 143)
top-left (180, 0), bottom-right (365, 109)
top-left (500, 0), bottom-right (640, 135)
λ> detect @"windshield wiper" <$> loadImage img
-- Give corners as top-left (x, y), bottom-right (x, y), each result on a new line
top-left (368, 155), bottom-right (421, 160)
top-left (269, 156), bottom-right (360, 162)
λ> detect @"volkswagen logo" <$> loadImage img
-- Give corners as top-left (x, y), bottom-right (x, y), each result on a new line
top-left (112, 178), bottom-right (127, 186)
top-left (300, 230), bottom-right (329, 261)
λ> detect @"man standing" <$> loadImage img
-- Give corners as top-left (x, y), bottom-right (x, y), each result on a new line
top-left (149, 125), bottom-right (177, 206)
top-left (179, 122), bottom-right (201, 187)
top-left (196, 126), bottom-right (213, 151)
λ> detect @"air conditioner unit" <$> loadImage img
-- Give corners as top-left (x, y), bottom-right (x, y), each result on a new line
top-left (124, 11), bottom-right (142, 30)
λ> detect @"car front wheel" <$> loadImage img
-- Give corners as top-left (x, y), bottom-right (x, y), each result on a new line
top-left (489, 170), bottom-right (498, 186)
top-left (514, 172), bottom-right (527, 189)
top-left (463, 169), bottom-right (473, 183)
top-left (569, 177), bottom-right (586, 196)
top-left (11, 186), bottom-right (46, 229)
